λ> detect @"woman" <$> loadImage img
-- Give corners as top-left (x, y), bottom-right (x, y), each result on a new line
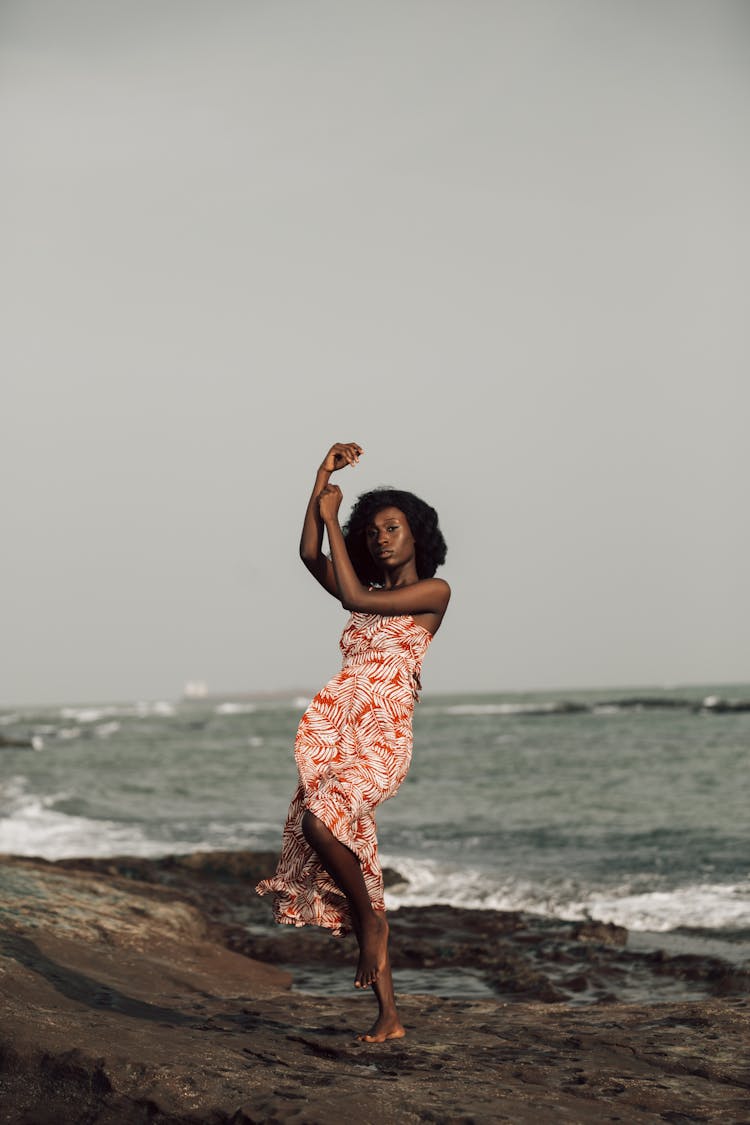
top-left (257, 441), bottom-right (450, 1042)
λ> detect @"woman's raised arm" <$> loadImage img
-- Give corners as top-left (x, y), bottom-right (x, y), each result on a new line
top-left (299, 443), bottom-right (363, 596)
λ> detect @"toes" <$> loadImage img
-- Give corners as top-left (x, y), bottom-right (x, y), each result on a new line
top-left (357, 1028), bottom-right (406, 1044)
top-left (355, 965), bottom-right (379, 988)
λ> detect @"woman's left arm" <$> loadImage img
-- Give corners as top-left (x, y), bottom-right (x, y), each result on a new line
top-left (319, 485), bottom-right (450, 618)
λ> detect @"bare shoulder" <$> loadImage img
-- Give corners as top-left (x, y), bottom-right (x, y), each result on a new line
top-left (422, 577), bottom-right (451, 608)
top-left (426, 576), bottom-right (451, 593)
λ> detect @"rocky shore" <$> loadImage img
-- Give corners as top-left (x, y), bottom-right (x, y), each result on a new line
top-left (1, 851), bottom-right (749, 1123)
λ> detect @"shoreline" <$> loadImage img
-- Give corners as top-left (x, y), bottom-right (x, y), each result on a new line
top-left (56, 851), bottom-right (750, 1004)
top-left (6, 849), bottom-right (750, 1007)
top-left (1, 849), bottom-right (749, 1122)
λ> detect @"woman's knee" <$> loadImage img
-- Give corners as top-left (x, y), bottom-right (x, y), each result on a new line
top-left (301, 809), bottom-right (328, 848)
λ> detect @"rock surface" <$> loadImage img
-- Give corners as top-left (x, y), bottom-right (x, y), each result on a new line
top-left (1, 852), bottom-right (749, 1123)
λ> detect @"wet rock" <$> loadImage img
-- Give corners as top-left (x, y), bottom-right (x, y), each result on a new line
top-left (642, 950), bottom-right (750, 996)
top-left (46, 851), bottom-right (745, 1008)
top-left (1, 853), bottom-right (750, 1123)
top-left (700, 695), bottom-right (750, 713)
top-left (563, 973), bottom-right (590, 992)
top-left (0, 732), bottom-right (36, 749)
top-left (572, 918), bottom-right (628, 946)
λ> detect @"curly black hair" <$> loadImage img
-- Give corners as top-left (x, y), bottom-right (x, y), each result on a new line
top-left (342, 487), bottom-right (447, 585)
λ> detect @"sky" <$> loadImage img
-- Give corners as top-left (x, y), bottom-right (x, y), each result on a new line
top-left (2, 1), bottom-right (749, 705)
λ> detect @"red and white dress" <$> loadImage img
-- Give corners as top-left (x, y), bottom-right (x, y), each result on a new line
top-left (256, 611), bottom-right (432, 936)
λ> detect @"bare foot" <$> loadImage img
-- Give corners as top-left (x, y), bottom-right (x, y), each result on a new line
top-left (354, 912), bottom-right (388, 989)
top-left (357, 1014), bottom-right (406, 1043)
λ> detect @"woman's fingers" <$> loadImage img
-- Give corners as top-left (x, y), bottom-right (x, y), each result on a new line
top-left (323, 442), bottom-right (363, 471)
top-left (340, 442), bottom-right (362, 464)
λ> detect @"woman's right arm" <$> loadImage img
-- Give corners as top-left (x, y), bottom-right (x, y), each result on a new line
top-left (299, 442), bottom-right (362, 596)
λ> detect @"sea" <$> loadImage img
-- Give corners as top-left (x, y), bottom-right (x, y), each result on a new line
top-left (2, 684), bottom-right (749, 972)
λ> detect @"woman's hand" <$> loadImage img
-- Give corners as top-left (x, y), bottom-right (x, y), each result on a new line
top-left (318, 483), bottom-right (343, 523)
top-left (320, 442), bottom-right (363, 473)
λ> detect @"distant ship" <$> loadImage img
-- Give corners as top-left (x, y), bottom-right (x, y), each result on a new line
top-left (183, 680), bottom-right (208, 700)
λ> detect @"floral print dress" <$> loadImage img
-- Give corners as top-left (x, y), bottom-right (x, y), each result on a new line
top-left (256, 612), bottom-right (432, 936)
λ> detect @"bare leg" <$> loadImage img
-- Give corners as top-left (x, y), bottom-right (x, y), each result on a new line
top-left (357, 947), bottom-right (406, 1043)
top-left (301, 810), bottom-right (388, 989)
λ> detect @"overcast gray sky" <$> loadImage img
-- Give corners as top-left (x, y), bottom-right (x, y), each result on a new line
top-left (3, 1), bottom-right (749, 705)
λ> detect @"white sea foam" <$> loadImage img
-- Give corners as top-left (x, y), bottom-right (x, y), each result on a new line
top-left (430, 702), bottom-right (566, 716)
top-left (134, 700), bottom-right (176, 718)
top-left (382, 855), bottom-right (575, 917)
top-left (0, 781), bottom-right (154, 858)
top-left (60, 706), bottom-right (118, 724)
top-left (382, 854), bottom-right (750, 933)
top-left (94, 721), bottom-right (121, 739)
top-left (59, 701), bottom-right (176, 724)
top-left (573, 885), bottom-right (750, 933)
top-left (0, 799), bottom-right (277, 859)
top-left (215, 702), bottom-right (257, 715)
top-left (0, 777), bottom-right (281, 860)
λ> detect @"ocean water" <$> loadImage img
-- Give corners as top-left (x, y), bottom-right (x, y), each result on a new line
top-left (1, 685), bottom-right (749, 953)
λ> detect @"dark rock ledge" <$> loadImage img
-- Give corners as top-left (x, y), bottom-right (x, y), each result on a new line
top-left (0, 851), bottom-right (748, 1124)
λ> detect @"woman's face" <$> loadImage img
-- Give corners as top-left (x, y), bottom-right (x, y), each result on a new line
top-left (365, 507), bottom-right (415, 570)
